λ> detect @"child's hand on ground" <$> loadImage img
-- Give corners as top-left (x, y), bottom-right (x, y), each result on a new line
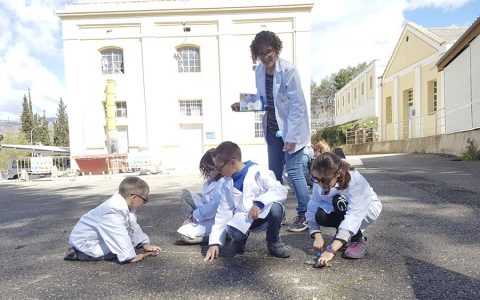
top-left (204, 246), bottom-right (219, 262)
top-left (317, 251), bottom-right (334, 267)
top-left (248, 205), bottom-right (260, 220)
top-left (143, 243), bottom-right (161, 252)
top-left (130, 253), bottom-right (146, 263)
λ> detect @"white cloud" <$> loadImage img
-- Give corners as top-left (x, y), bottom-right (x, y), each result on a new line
top-left (406, 0), bottom-right (473, 11)
top-left (309, 0), bottom-right (474, 82)
top-left (0, 0), bottom-right (67, 121)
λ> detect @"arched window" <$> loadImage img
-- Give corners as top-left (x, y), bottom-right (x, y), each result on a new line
top-left (176, 46), bottom-right (200, 72)
top-left (101, 48), bottom-right (124, 74)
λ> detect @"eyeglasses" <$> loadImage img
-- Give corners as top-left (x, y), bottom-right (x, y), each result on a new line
top-left (132, 194), bottom-right (149, 204)
top-left (311, 166), bottom-right (341, 185)
top-left (259, 48), bottom-right (274, 58)
top-left (214, 159), bottom-right (230, 172)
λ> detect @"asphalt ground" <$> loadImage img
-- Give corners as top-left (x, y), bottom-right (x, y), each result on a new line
top-left (0, 153), bottom-right (479, 300)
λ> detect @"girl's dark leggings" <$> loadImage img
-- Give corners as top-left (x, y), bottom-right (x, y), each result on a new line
top-left (315, 194), bottom-right (363, 242)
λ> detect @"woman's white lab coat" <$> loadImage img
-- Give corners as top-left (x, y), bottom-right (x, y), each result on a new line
top-left (68, 193), bottom-right (150, 262)
top-left (208, 164), bottom-right (287, 246)
top-left (255, 57), bottom-right (310, 154)
top-left (306, 170), bottom-right (382, 242)
top-left (177, 178), bottom-right (225, 239)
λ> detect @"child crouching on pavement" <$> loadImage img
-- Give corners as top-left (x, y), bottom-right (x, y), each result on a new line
top-left (204, 141), bottom-right (290, 261)
top-left (177, 149), bottom-right (225, 244)
top-left (306, 152), bottom-right (382, 266)
top-left (64, 176), bottom-right (161, 263)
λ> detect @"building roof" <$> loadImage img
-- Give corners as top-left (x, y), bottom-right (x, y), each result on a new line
top-left (381, 21), bottom-right (468, 79)
top-left (437, 16), bottom-right (480, 71)
top-left (427, 27), bottom-right (468, 44)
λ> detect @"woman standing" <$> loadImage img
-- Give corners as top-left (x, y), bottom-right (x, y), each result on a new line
top-left (234, 31), bottom-right (311, 232)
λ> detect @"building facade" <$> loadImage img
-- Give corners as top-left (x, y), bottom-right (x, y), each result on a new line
top-left (379, 22), bottom-right (466, 141)
top-left (57, 0), bottom-right (313, 173)
top-left (437, 17), bottom-right (480, 134)
top-left (334, 60), bottom-right (384, 126)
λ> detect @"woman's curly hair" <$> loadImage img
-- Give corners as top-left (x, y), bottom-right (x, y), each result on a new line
top-left (250, 30), bottom-right (283, 63)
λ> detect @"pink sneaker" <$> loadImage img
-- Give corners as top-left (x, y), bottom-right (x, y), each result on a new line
top-left (343, 238), bottom-right (367, 259)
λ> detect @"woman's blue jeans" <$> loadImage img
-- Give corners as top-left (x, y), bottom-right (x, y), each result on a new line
top-left (266, 131), bottom-right (310, 216)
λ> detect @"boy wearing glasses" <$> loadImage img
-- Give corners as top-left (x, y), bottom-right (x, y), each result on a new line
top-left (64, 176), bottom-right (161, 263)
top-left (204, 141), bottom-right (290, 261)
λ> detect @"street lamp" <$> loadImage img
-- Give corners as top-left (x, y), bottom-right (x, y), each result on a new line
top-left (30, 123), bottom-right (43, 145)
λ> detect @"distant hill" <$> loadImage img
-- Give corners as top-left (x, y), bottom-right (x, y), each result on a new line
top-left (0, 119), bottom-right (21, 130)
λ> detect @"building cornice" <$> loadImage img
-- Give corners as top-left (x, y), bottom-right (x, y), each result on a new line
top-left (57, 1), bottom-right (314, 19)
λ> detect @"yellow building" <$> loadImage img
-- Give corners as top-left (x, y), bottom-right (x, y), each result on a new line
top-left (379, 22), bottom-right (466, 141)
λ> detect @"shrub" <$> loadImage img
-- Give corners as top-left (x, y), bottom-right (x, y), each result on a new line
top-left (461, 139), bottom-right (480, 161)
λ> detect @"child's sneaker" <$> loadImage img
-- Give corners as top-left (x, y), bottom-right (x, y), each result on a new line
top-left (64, 248), bottom-right (79, 261)
top-left (267, 240), bottom-right (290, 258)
top-left (343, 238), bottom-right (367, 259)
top-left (287, 215), bottom-right (308, 232)
top-left (179, 234), bottom-right (206, 244)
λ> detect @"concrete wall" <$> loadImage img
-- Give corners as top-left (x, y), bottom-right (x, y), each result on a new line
top-left (343, 128), bottom-right (480, 157)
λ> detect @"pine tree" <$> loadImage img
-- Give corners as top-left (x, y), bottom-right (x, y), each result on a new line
top-left (20, 94), bottom-right (33, 140)
top-left (53, 98), bottom-right (70, 147)
top-left (37, 111), bottom-right (51, 146)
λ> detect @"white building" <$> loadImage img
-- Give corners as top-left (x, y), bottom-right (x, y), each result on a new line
top-left (57, 0), bottom-right (313, 173)
top-left (437, 17), bottom-right (480, 134)
top-left (334, 60), bottom-right (385, 126)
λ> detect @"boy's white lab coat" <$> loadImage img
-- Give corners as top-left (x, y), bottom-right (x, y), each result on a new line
top-left (177, 178), bottom-right (225, 239)
top-left (306, 170), bottom-right (382, 242)
top-left (68, 193), bottom-right (150, 262)
top-left (255, 57), bottom-right (311, 154)
top-left (208, 164), bottom-right (287, 246)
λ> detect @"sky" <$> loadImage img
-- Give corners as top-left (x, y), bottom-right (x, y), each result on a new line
top-left (0, 0), bottom-right (479, 121)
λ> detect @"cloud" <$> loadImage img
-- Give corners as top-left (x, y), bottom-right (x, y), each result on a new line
top-left (309, 0), bottom-right (474, 82)
top-left (0, 0), bottom-right (67, 121)
top-left (406, 0), bottom-right (473, 11)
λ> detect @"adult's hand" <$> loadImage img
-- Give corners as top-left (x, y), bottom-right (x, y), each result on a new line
top-left (284, 142), bottom-right (295, 152)
top-left (231, 102), bottom-right (240, 112)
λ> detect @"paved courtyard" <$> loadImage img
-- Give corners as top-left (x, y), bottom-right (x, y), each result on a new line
top-left (0, 153), bottom-right (479, 299)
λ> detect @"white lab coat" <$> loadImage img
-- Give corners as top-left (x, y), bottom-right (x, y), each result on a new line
top-left (208, 164), bottom-right (287, 246)
top-left (306, 170), bottom-right (382, 242)
top-left (68, 193), bottom-right (150, 262)
top-left (177, 178), bottom-right (225, 239)
top-left (255, 57), bottom-right (311, 154)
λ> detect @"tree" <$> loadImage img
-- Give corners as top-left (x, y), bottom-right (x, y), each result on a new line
top-left (20, 94), bottom-right (33, 139)
top-left (33, 111), bottom-right (51, 146)
top-left (53, 98), bottom-right (69, 147)
top-left (310, 61), bottom-right (370, 131)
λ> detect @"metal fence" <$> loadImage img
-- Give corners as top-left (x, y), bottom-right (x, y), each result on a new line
top-left (346, 127), bottom-right (377, 144)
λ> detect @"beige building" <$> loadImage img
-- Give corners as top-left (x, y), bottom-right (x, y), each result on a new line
top-left (437, 17), bottom-right (480, 134)
top-left (334, 60), bottom-right (385, 126)
top-left (379, 22), bottom-right (466, 141)
top-left (57, 0), bottom-right (313, 173)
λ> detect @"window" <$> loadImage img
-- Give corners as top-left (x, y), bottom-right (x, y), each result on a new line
top-left (427, 80), bottom-right (438, 113)
top-left (354, 88), bottom-right (357, 100)
top-left (254, 112), bottom-right (265, 138)
top-left (176, 47), bottom-right (200, 72)
top-left (179, 100), bottom-right (203, 116)
top-left (369, 76), bottom-right (373, 90)
top-left (408, 89), bottom-right (413, 107)
top-left (101, 48), bottom-right (124, 74)
top-left (116, 101), bottom-right (127, 118)
top-left (361, 82), bottom-right (365, 95)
